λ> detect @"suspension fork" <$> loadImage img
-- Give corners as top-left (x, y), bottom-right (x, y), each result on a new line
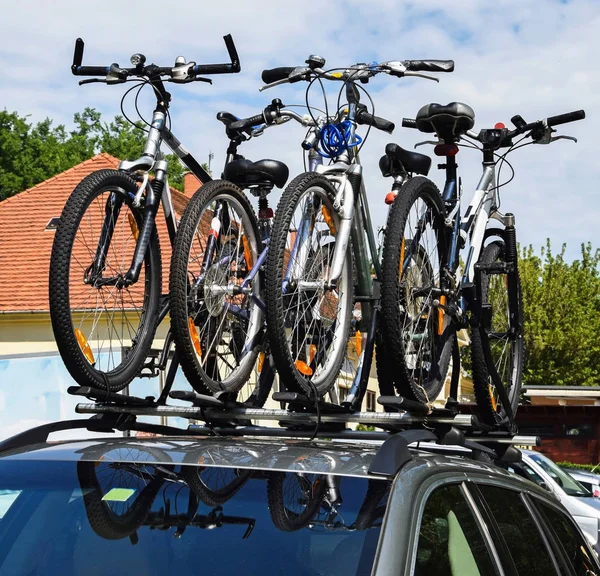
top-left (91, 191), bottom-right (124, 281)
top-left (123, 161), bottom-right (167, 285)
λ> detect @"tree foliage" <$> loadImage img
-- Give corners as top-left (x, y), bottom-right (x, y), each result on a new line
top-left (520, 240), bottom-right (600, 387)
top-left (0, 107), bottom-right (187, 200)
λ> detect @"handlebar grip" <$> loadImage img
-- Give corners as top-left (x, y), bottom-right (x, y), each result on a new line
top-left (547, 109), bottom-right (585, 127)
top-left (229, 113), bottom-right (266, 131)
top-left (261, 67), bottom-right (295, 85)
top-left (402, 118), bottom-right (418, 129)
top-left (73, 65), bottom-right (111, 76)
top-left (403, 60), bottom-right (454, 73)
top-left (356, 109), bottom-right (395, 134)
top-left (223, 34), bottom-right (241, 73)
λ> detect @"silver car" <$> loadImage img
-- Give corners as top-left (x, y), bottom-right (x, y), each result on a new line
top-left (520, 449), bottom-right (600, 549)
top-left (564, 468), bottom-right (600, 498)
top-left (1, 430), bottom-right (599, 574)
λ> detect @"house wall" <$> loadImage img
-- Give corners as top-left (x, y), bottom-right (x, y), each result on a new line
top-left (516, 405), bottom-right (600, 465)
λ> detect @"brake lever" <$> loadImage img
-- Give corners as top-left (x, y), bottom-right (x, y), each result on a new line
top-left (414, 140), bottom-right (439, 148)
top-left (551, 135), bottom-right (578, 144)
top-left (79, 78), bottom-right (105, 86)
top-left (404, 71), bottom-right (439, 82)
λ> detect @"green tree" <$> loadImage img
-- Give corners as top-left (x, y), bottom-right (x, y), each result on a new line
top-left (520, 241), bottom-right (600, 387)
top-left (0, 107), bottom-right (187, 200)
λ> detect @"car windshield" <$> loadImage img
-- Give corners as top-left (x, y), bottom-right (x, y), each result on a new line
top-left (529, 452), bottom-right (590, 497)
top-left (0, 458), bottom-right (389, 575)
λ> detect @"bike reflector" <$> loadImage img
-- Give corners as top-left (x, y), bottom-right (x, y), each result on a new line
top-left (75, 329), bottom-right (96, 365)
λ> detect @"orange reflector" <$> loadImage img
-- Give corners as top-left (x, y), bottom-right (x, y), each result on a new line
top-left (505, 274), bottom-right (509, 289)
top-left (295, 360), bottom-right (313, 376)
top-left (494, 122), bottom-right (506, 129)
top-left (355, 331), bottom-right (362, 357)
top-left (188, 317), bottom-right (202, 357)
top-left (257, 351), bottom-right (265, 373)
top-left (489, 384), bottom-right (498, 411)
top-left (242, 235), bottom-right (253, 270)
top-left (127, 213), bottom-right (139, 240)
top-left (75, 328), bottom-right (95, 365)
top-left (309, 344), bottom-right (317, 364)
top-left (399, 238), bottom-right (405, 279)
top-left (437, 295), bottom-right (446, 336)
top-left (321, 206), bottom-right (336, 234)
top-left (385, 191), bottom-right (397, 205)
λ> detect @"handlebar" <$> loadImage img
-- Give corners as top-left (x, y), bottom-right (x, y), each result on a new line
top-left (259, 57), bottom-right (454, 90)
top-left (402, 118), bottom-right (418, 129)
top-left (228, 113), bottom-right (267, 132)
top-left (71, 34), bottom-right (241, 81)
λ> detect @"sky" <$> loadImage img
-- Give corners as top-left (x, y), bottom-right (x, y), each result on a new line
top-left (0, 0), bottom-right (598, 263)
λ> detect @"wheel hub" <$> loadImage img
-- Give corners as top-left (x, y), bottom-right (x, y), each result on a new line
top-left (204, 263), bottom-right (228, 317)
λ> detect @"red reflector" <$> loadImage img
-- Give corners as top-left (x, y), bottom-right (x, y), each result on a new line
top-left (434, 144), bottom-right (459, 157)
top-left (594, 489), bottom-right (600, 497)
top-left (385, 191), bottom-right (397, 205)
top-left (494, 122), bottom-right (506, 129)
top-left (258, 208), bottom-right (274, 219)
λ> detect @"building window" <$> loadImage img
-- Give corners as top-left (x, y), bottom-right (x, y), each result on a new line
top-left (563, 423), bottom-right (594, 437)
top-left (338, 385), bottom-right (349, 403)
top-left (366, 390), bottom-right (376, 412)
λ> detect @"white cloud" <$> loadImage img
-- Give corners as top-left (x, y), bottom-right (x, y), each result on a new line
top-left (0, 0), bottom-right (597, 260)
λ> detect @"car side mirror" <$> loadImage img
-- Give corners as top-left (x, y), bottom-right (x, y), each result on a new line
top-left (539, 481), bottom-right (550, 491)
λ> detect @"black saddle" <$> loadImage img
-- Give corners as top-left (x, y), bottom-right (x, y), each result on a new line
top-left (416, 102), bottom-right (475, 140)
top-left (379, 143), bottom-right (431, 177)
top-left (223, 158), bottom-right (289, 189)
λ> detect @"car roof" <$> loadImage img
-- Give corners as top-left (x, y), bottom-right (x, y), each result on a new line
top-left (0, 432), bottom-right (555, 497)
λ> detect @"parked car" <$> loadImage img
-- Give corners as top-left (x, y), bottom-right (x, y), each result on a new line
top-left (563, 467), bottom-right (600, 498)
top-left (515, 449), bottom-right (600, 548)
top-left (0, 424), bottom-right (598, 575)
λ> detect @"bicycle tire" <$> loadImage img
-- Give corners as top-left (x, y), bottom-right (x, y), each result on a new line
top-left (49, 169), bottom-right (161, 391)
top-left (77, 460), bottom-right (163, 540)
top-left (181, 465), bottom-right (252, 506)
top-left (471, 241), bottom-right (524, 425)
top-left (379, 176), bottom-right (452, 404)
top-left (267, 472), bottom-right (328, 532)
top-left (265, 172), bottom-right (353, 396)
top-left (170, 180), bottom-right (270, 404)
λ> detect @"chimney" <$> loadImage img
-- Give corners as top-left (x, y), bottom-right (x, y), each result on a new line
top-left (184, 172), bottom-right (201, 196)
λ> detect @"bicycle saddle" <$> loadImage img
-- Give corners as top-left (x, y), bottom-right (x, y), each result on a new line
top-left (416, 102), bottom-right (475, 140)
top-left (379, 143), bottom-right (432, 177)
top-left (223, 158), bottom-right (289, 189)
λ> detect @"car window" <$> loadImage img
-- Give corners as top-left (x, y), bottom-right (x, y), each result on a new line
top-left (520, 461), bottom-right (549, 488)
top-left (414, 483), bottom-right (496, 576)
top-left (0, 491), bottom-right (20, 520)
top-left (534, 499), bottom-right (600, 576)
top-left (478, 485), bottom-right (558, 576)
top-left (528, 453), bottom-right (589, 497)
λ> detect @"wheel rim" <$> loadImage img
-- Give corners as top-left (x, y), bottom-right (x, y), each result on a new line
top-left (279, 186), bottom-right (351, 388)
top-left (397, 197), bottom-right (444, 396)
top-left (68, 188), bottom-right (150, 376)
top-left (184, 193), bottom-right (262, 395)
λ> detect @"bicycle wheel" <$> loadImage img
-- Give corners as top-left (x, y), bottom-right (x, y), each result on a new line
top-left (266, 173), bottom-right (353, 397)
top-left (181, 466), bottom-right (251, 506)
top-left (471, 241), bottom-right (524, 425)
top-left (379, 176), bottom-right (452, 404)
top-left (49, 169), bottom-right (161, 391)
top-left (77, 445), bottom-right (167, 540)
top-left (170, 180), bottom-right (269, 404)
top-left (267, 472), bottom-right (327, 532)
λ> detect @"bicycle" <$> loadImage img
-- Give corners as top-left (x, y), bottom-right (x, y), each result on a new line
top-left (250, 57), bottom-right (454, 405)
top-left (168, 100), bottom-right (289, 405)
top-left (381, 104), bottom-right (585, 426)
top-left (49, 35), bottom-right (240, 392)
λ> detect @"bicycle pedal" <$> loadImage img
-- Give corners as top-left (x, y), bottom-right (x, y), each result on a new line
top-left (474, 262), bottom-right (509, 274)
top-left (377, 395), bottom-right (429, 414)
top-left (138, 356), bottom-right (160, 378)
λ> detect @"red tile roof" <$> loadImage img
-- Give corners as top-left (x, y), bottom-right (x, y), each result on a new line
top-left (0, 153), bottom-right (190, 312)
